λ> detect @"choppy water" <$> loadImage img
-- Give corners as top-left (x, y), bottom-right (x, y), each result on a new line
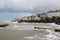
top-left (5, 23), bottom-right (60, 30)
top-left (0, 22), bottom-right (60, 40)
top-left (24, 29), bottom-right (60, 40)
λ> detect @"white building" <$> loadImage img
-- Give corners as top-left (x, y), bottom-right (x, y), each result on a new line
top-left (47, 11), bottom-right (60, 18)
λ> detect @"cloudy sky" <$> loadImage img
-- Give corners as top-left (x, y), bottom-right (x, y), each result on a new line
top-left (0, 0), bottom-right (60, 21)
top-left (0, 0), bottom-right (60, 12)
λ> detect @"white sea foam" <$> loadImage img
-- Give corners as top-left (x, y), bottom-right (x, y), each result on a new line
top-left (24, 29), bottom-right (60, 40)
top-left (50, 23), bottom-right (60, 27)
top-left (2, 22), bottom-right (60, 30)
top-left (11, 22), bottom-right (18, 24)
top-left (50, 23), bottom-right (58, 26)
top-left (50, 23), bottom-right (55, 25)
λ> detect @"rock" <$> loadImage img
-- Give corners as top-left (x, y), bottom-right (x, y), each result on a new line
top-left (0, 24), bottom-right (9, 27)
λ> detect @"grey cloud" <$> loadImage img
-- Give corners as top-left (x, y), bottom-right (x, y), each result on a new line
top-left (0, 0), bottom-right (60, 13)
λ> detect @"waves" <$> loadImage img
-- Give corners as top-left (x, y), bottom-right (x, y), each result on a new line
top-left (24, 29), bottom-right (60, 40)
top-left (3, 23), bottom-right (59, 30)
top-left (0, 22), bottom-right (60, 40)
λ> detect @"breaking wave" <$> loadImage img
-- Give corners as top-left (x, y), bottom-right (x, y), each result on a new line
top-left (24, 29), bottom-right (60, 40)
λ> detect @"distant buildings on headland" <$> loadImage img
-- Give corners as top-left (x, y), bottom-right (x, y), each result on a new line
top-left (11, 10), bottom-right (60, 24)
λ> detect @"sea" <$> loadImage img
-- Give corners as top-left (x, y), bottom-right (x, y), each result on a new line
top-left (0, 22), bottom-right (60, 40)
